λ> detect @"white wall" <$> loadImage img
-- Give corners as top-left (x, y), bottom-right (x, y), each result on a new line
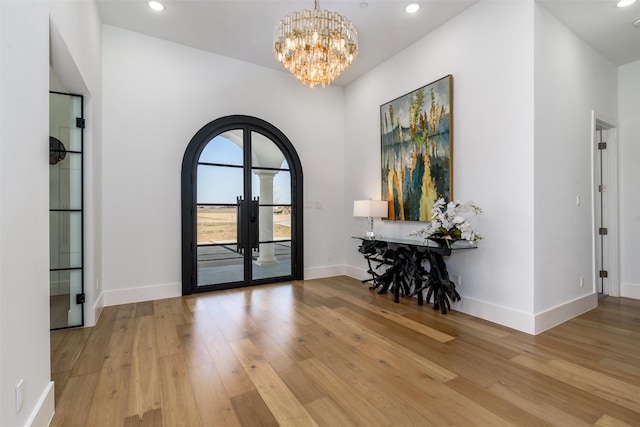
top-left (1, 2), bottom-right (52, 426)
top-left (533, 5), bottom-right (617, 327)
top-left (0, 0), bottom-right (3, 420)
top-left (344, 1), bottom-right (537, 332)
top-left (618, 60), bottom-right (640, 299)
top-left (0, 0), bottom-right (102, 424)
top-left (101, 26), bottom-right (346, 303)
top-left (50, 0), bottom-right (104, 327)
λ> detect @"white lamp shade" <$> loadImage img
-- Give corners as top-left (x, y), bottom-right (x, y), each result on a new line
top-left (353, 200), bottom-right (388, 218)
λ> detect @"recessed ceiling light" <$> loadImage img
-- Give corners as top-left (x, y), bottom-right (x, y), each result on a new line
top-left (634, 17), bottom-right (640, 27)
top-left (405, 3), bottom-right (420, 14)
top-left (148, 1), bottom-right (165, 12)
top-left (617, 0), bottom-right (636, 7)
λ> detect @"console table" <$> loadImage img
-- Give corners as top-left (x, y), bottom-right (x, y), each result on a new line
top-left (354, 236), bottom-right (476, 314)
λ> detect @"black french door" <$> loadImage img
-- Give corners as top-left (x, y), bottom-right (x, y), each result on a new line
top-left (181, 116), bottom-right (303, 294)
top-left (49, 91), bottom-right (84, 329)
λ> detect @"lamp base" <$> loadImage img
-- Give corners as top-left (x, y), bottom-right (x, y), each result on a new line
top-left (366, 216), bottom-right (376, 238)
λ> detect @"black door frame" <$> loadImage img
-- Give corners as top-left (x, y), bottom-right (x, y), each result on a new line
top-left (49, 90), bottom-right (85, 329)
top-left (181, 115), bottom-right (304, 295)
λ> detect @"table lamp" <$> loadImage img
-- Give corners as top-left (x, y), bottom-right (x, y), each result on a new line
top-left (354, 200), bottom-right (388, 238)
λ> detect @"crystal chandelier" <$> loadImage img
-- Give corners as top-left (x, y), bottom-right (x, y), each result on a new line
top-left (273, 0), bottom-right (358, 88)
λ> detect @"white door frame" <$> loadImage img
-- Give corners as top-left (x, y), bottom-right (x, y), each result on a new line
top-left (591, 111), bottom-right (620, 297)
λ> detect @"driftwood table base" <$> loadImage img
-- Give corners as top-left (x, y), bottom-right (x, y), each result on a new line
top-left (357, 238), bottom-right (462, 314)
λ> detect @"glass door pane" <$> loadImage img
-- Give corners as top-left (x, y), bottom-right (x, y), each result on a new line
top-left (196, 131), bottom-right (245, 286)
top-left (196, 205), bottom-right (243, 286)
top-left (182, 116), bottom-right (302, 295)
top-left (251, 132), bottom-right (292, 280)
top-left (49, 91), bottom-right (84, 329)
top-left (50, 270), bottom-right (82, 328)
top-left (49, 211), bottom-right (82, 269)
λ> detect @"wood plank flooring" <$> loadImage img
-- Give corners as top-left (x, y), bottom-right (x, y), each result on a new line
top-left (50, 276), bottom-right (640, 426)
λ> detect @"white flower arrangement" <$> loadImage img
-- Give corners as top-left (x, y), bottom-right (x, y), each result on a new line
top-left (410, 198), bottom-right (483, 244)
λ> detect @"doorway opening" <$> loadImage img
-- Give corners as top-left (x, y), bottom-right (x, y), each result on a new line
top-left (181, 115), bottom-right (303, 294)
top-left (592, 113), bottom-right (619, 298)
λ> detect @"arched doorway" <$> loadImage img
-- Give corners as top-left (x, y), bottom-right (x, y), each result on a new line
top-left (181, 115), bottom-right (303, 295)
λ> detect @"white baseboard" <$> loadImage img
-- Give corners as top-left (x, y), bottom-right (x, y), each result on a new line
top-left (418, 293), bottom-right (597, 335)
top-left (304, 265), bottom-right (346, 280)
top-left (26, 381), bottom-right (54, 427)
top-left (92, 291), bottom-right (104, 326)
top-left (100, 273), bottom-right (600, 335)
top-left (101, 270), bottom-right (350, 307)
top-left (103, 282), bottom-right (181, 306)
top-left (344, 268), bottom-right (598, 335)
top-left (455, 296), bottom-right (536, 334)
top-left (345, 267), bottom-right (537, 334)
top-left (621, 281), bottom-right (640, 299)
top-left (534, 293), bottom-right (597, 334)
top-left (343, 265), bottom-right (371, 282)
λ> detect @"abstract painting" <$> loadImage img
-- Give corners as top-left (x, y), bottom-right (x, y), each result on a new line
top-left (380, 75), bottom-right (453, 221)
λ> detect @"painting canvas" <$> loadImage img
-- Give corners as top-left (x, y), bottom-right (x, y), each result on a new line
top-left (381, 75), bottom-right (453, 221)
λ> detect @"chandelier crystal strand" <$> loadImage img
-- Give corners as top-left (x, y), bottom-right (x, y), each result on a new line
top-left (274, 0), bottom-right (358, 88)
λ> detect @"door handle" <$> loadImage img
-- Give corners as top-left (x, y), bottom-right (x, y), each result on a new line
top-left (250, 197), bottom-right (259, 251)
top-left (236, 196), bottom-right (243, 254)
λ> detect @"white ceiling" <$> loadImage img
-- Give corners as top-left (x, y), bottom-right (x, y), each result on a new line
top-left (96, 0), bottom-right (640, 87)
top-left (538, 0), bottom-right (640, 66)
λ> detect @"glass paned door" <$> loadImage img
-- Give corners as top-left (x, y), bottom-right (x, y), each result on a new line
top-left (251, 131), bottom-right (292, 280)
top-left (183, 115), bottom-right (303, 295)
top-left (50, 91), bottom-right (84, 329)
top-left (192, 125), bottom-right (296, 291)
top-left (196, 131), bottom-right (244, 286)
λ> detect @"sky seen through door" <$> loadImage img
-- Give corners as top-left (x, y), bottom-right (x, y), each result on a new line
top-left (197, 135), bottom-right (291, 205)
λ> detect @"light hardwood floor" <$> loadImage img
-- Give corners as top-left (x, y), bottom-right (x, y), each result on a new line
top-left (50, 276), bottom-right (640, 426)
